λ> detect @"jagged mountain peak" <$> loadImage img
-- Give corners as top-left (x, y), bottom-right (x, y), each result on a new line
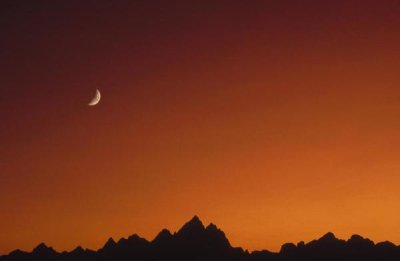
top-left (32, 243), bottom-right (48, 251)
top-left (177, 215), bottom-right (205, 235)
top-left (70, 246), bottom-right (85, 254)
top-left (206, 223), bottom-right (218, 231)
top-left (347, 234), bottom-right (374, 248)
top-left (152, 229), bottom-right (173, 243)
top-left (101, 237), bottom-right (117, 250)
top-left (186, 215), bottom-right (204, 227)
top-left (319, 232), bottom-right (337, 241)
top-left (127, 233), bottom-right (147, 241)
top-left (32, 243), bottom-right (57, 256)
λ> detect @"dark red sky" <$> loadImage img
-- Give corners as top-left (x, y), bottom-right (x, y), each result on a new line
top-left (1, 0), bottom-right (400, 254)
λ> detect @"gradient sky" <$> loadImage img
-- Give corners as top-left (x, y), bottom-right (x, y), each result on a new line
top-left (1, 0), bottom-right (400, 254)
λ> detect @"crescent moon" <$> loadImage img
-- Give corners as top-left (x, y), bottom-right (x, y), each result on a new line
top-left (88, 89), bottom-right (101, 106)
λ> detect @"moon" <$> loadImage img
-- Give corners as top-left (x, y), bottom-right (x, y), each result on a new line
top-left (88, 89), bottom-right (101, 106)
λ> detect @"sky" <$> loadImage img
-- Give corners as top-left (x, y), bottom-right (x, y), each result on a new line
top-left (1, 0), bottom-right (400, 254)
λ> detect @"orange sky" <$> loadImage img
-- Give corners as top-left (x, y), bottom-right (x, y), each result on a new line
top-left (1, 0), bottom-right (400, 254)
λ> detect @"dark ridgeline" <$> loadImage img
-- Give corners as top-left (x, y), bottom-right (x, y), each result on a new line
top-left (1, 216), bottom-right (400, 261)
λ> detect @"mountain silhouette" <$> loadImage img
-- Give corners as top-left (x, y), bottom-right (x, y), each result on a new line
top-left (1, 216), bottom-right (400, 261)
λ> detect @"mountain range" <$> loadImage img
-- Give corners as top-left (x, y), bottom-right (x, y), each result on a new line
top-left (2, 216), bottom-right (400, 261)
